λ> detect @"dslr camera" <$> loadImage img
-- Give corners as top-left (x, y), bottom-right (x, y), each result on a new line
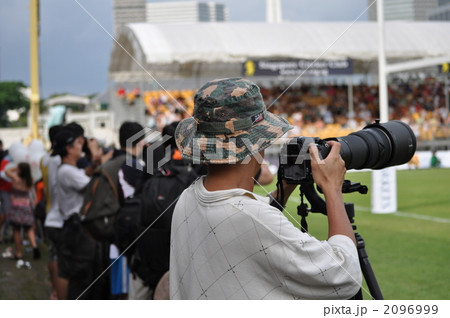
top-left (279, 120), bottom-right (417, 184)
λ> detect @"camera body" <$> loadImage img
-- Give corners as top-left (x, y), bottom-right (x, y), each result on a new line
top-left (279, 136), bottom-right (331, 184)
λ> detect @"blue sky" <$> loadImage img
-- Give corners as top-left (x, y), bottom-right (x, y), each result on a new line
top-left (0, 0), bottom-right (368, 98)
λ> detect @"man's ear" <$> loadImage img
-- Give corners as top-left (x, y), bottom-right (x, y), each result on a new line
top-left (65, 144), bottom-right (73, 156)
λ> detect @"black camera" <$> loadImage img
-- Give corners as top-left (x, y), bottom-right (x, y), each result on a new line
top-left (279, 120), bottom-right (417, 184)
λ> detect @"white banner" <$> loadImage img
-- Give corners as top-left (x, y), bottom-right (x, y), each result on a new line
top-left (371, 167), bottom-right (397, 214)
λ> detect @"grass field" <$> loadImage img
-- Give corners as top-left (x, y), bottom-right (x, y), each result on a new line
top-left (255, 168), bottom-right (450, 300)
top-left (1, 168), bottom-right (448, 300)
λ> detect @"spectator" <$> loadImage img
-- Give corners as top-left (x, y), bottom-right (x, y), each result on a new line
top-left (0, 140), bottom-right (5, 162)
top-left (5, 163), bottom-right (40, 260)
top-left (408, 154), bottom-right (420, 170)
top-left (0, 153), bottom-right (13, 244)
top-left (42, 125), bottom-right (65, 300)
top-left (52, 128), bottom-right (105, 300)
top-left (117, 86), bottom-right (126, 99)
top-left (111, 121), bottom-right (147, 300)
top-left (126, 121), bottom-right (198, 300)
top-left (430, 150), bottom-right (441, 168)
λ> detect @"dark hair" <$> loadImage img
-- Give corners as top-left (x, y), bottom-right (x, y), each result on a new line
top-left (65, 122), bottom-right (85, 138)
top-left (52, 129), bottom-right (76, 158)
top-left (162, 121), bottom-right (179, 149)
top-left (18, 162), bottom-right (33, 188)
top-left (119, 121), bottom-right (144, 149)
top-left (49, 125), bottom-right (64, 148)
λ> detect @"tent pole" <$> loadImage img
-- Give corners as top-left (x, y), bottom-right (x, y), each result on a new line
top-left (30, 0), bottom-right (40, 140)
top-left (347, 76), bottom-right (354, 119)
top-left (377, 0), bottom-right (388, 123)
top-left (445, 73), bottom-right (449, 115)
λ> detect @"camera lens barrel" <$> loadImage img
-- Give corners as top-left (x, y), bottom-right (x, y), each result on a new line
top-left (279, 120), bottom-right (417, 184)
top-left (335, 120), bottom-right (416, 170)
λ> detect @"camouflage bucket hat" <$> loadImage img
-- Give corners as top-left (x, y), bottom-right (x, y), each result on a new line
top-left (175, 77), bottom-right (292, 164)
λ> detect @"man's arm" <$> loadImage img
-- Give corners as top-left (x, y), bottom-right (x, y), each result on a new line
top-left (5, 166), bottom-right (20, 184)
top-left (267, 180), bottom-right (297, 210)
top-left (309, 141), bottom-right (356, 245)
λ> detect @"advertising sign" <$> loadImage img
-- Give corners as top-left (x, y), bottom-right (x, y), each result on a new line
top-left (243, 59), bottom-right (353, 77)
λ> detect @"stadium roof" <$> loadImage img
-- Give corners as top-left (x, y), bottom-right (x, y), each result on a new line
top-left (44, 94), bottom-right (90, 107)
top-left (110, 21), bottom-right (450, 67)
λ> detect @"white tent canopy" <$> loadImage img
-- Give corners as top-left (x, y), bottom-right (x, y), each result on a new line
top-left (109, 21), bottom-right (450, 83)
top-left (111, 21), bottom-right (450, 64)
top-left (44, 94), bottom-right (90, 107)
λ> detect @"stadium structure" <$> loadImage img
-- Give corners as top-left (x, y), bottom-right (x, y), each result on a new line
top-left (108, 21), bottom-right (450, 131)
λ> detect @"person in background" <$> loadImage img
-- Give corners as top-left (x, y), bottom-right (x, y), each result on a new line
top-left (408, 153), bottom-right (420, 169)
top-left (42, 125), bottom-right (65, 300)
top-left (0, 140), bottom-right (5, 162)
top-left (53, 128), bottom-right (106, 300)
top-left (0, 150), bottom-right (13, 244)
top-left (114, 121), bottom-right (147, 300)
top-left (430, 150), bottom-right (441, 168)
top-left (5, 163), bottom-right (40, 260)
top-left (65, 121), bottom-right (113, 169)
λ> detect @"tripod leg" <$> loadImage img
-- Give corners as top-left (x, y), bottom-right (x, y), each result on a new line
top-left (350, 288), bottom-right (363, 300)
top-left (355, 233), bottom-right (384, 300)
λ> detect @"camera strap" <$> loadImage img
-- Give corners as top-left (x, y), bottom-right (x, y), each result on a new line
top-left (298, 188), bottom-right (309, 233)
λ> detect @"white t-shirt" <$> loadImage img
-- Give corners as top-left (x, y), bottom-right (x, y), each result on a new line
top-left (56, 163), bottom-right (90, 221)
top-left (170, 176), bottom-right (362, 300)
top-left (42, 154), bottom-right (64, 228)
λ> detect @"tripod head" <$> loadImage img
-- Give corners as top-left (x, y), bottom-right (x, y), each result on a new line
top-left (299, 180), bottom-right (367, 219)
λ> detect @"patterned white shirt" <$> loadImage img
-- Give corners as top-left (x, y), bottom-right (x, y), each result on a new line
top-left (170, 176), bottom-right (362, 300)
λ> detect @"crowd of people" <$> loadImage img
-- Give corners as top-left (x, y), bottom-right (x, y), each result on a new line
top-left (0, 113), bottom-right (276, 300)
top-left (0, 121), bottom-right (170, 299)
top-left (261, 77), bottom-right (449, 141)
top-left (126, 77), bottom-right (448, 141)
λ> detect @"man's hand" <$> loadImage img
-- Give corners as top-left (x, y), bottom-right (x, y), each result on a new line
top-left (101, 149), bottom-right (114, 164)
top-left (309, 141), bottom-right (355, 245)
top-left (87, 138), bottom-right (102, 165)
top-left (309, 141), bottom-right (346, 196)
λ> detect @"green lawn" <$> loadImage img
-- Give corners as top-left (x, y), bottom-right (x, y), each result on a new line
top-left (254, 168), bottom-right (450, 300)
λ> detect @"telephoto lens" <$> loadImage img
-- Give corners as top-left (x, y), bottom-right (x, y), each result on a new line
top-left (278, 120), bottom-right (417, 184)
top-left (332, 120), bottom-right (416, 170)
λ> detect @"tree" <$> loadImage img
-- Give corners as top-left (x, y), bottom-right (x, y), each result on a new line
top-left (0, 81), bottom-right (30, 127)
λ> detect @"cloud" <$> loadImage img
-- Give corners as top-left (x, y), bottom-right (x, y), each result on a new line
top-left (1, 0), bottom-right (368, 98)
top-left (0, 1), bottom-right (30, 84)
top-left (39, 0), bottom-right (113, 97)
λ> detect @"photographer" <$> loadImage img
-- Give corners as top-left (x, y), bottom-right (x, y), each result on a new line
top-left (169, 77), bottom-right (362, 300)
top-left (53, 128), bottom-right (107, 300)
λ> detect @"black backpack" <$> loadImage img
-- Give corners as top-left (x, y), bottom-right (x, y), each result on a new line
top-left (114, 161), bottom-right (198, 289)
top-left (80, 155), bottom-right (126, 242)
